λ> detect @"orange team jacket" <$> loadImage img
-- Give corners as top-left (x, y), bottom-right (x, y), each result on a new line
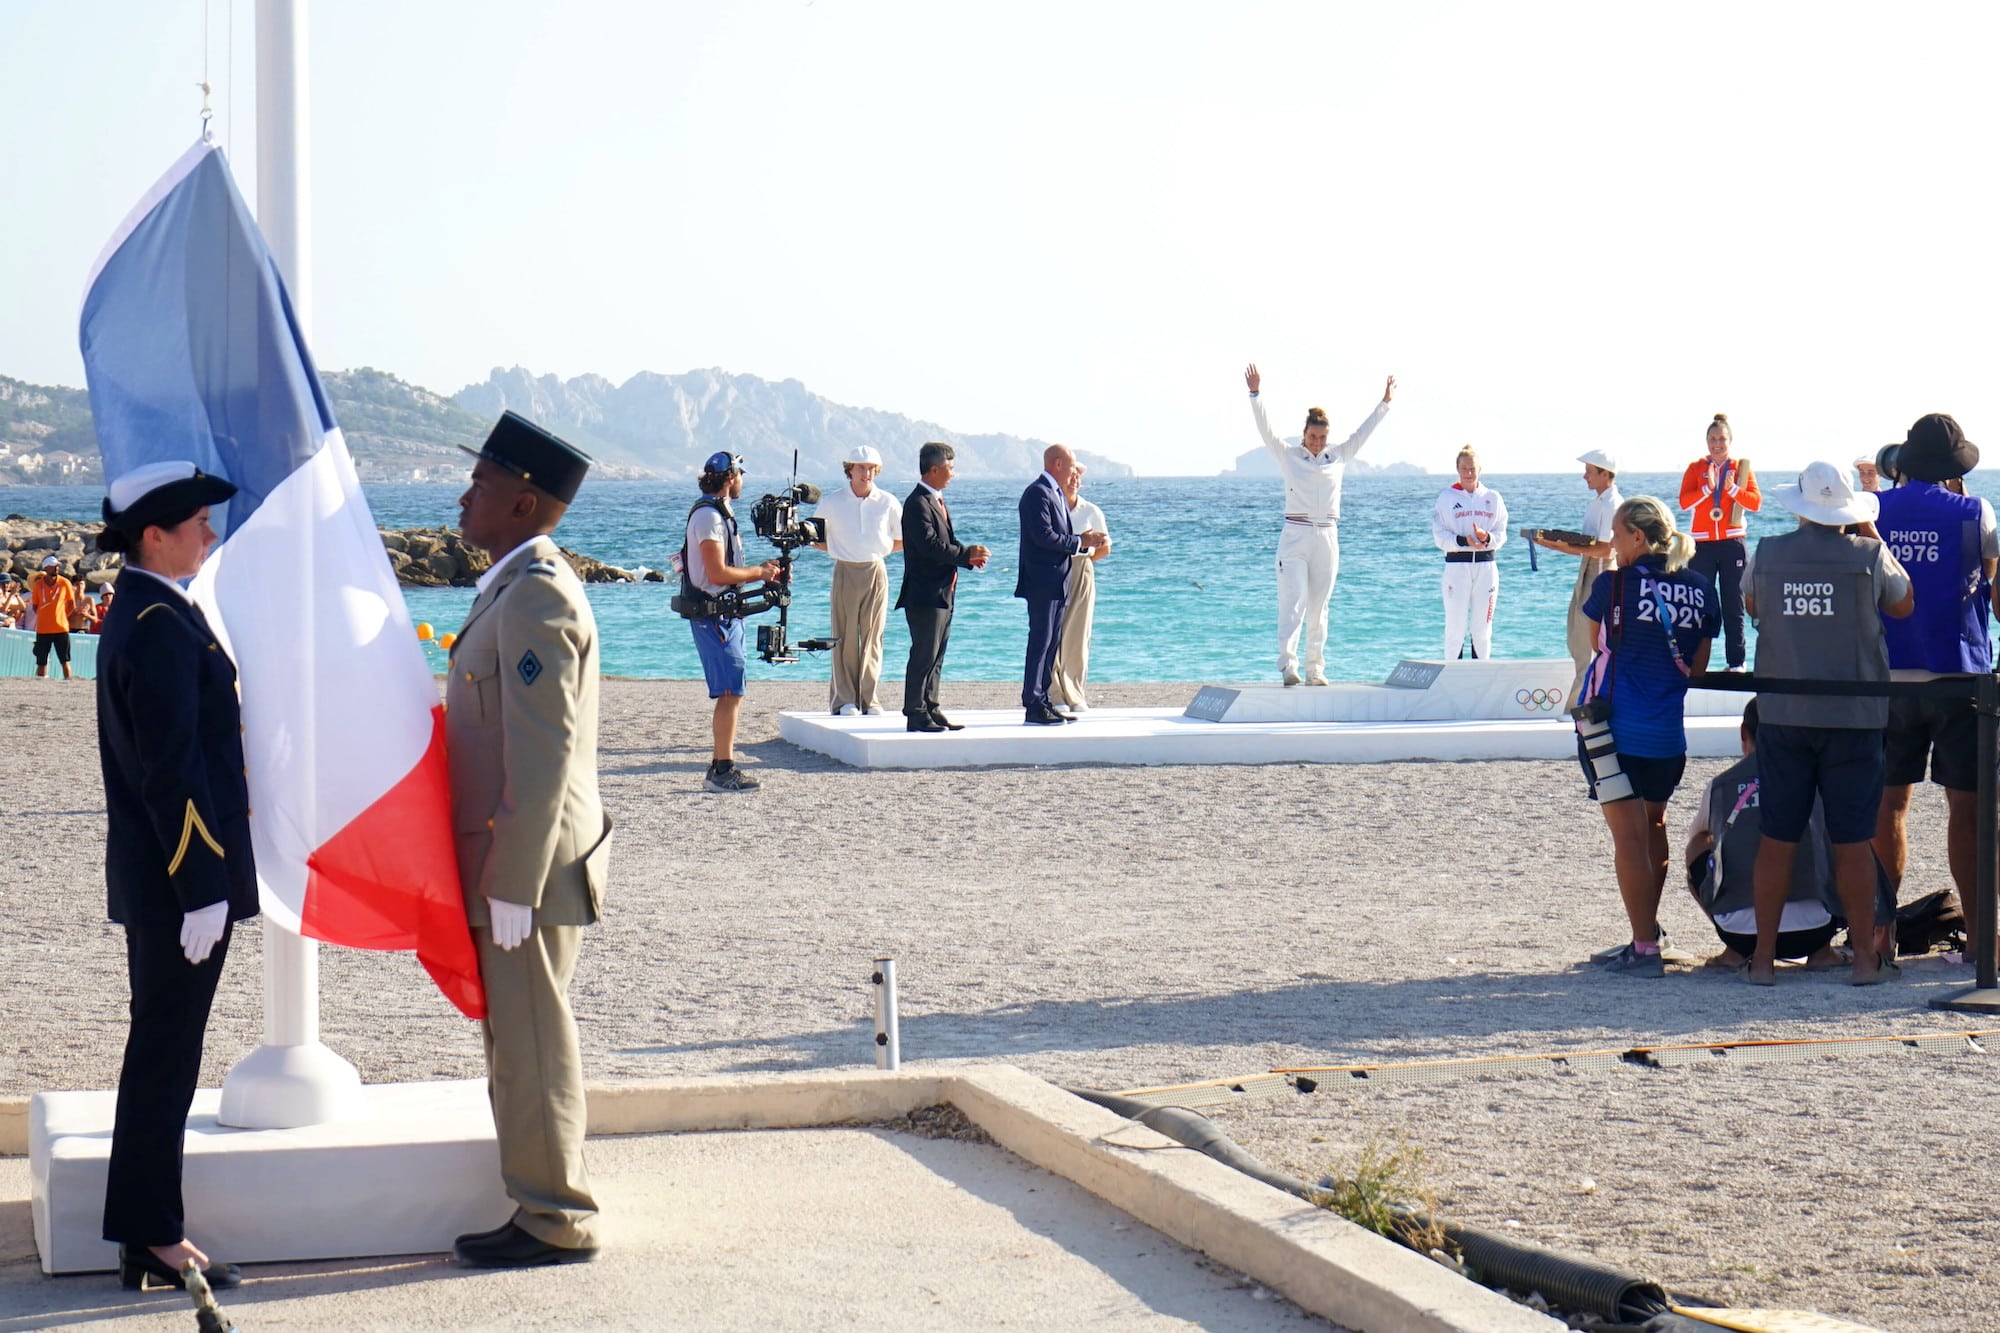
top-left (1678, 459), bottom-right (1761, 541)
top-left (30, 573), bottom-right (76, 634)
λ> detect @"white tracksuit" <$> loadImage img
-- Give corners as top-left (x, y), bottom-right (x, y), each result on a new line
top-left (1251, 394), bottom-right (1390, 676)
top-left (1432, 482), bottom-right (1508, 660)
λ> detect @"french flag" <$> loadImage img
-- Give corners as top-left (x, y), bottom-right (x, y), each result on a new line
top-left (79, 139), bottom-right (485, 1020)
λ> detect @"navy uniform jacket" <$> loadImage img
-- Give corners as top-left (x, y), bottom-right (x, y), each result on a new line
top-left (95, 568), bottom-right (259, 928)
top-left (895, 485), bottom-right (977, 612)
top-left (1014, 474), bottom-right (1080, 602)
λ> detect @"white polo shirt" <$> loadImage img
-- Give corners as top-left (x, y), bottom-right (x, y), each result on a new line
top-left (816, 485), bottom-right (902, 563)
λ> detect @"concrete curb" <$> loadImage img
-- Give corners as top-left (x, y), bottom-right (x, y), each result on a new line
top-left (8, 1068), bottom-right (1559, 1332)
top-left (578, 1065), bottom-right (1560, 1333)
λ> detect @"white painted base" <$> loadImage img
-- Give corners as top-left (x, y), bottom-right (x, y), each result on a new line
top-left (780, 706), bottom-right (1745, 769)
top-left (1191, 660), bottom-right (1748, 725)
top-left (30, 1079), bottom-right (511, 1274)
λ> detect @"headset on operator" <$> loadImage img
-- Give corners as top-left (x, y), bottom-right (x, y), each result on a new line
top-left (671, 449), bottom-right (838, 665)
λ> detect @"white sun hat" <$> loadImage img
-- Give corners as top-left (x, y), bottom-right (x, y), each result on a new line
top-left (1773, 460), bottom-right (1879, 527)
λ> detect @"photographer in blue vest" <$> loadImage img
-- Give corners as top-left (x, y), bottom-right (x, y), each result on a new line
top-left (1743, 461), bottom-right (1913, 987)
top-left (1869, 413), bottom-right (1997, 968)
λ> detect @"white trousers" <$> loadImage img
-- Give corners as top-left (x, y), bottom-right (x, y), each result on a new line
top-left (1441, 559), bottom-right (1498, 660)
top-left (1276, 523), bottom-right (1340, 674)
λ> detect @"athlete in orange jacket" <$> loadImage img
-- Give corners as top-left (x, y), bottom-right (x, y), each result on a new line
top-left (1678, 413), bottom-right (1760, 668)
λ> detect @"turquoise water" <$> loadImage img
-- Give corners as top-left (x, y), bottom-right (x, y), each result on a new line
top-left (8, 472), bottom-right (1984, 683)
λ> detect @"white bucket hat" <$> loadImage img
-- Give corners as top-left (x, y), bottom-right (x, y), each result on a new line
top-left (1774, 460), bottom-right (1879, 526)
top-left (1576, 448), bottom-right (1619, 474)
top-left (845, 445), bottom-right (882, 467)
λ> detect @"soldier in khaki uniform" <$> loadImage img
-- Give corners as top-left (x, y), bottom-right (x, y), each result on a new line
top-left (446, 412), bottom-right (613, 1268)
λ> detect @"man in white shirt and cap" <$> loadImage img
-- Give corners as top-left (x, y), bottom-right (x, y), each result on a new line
top-left (1533, 449), bottom-right (1623, 701)
top-left (812, 446), bottom-right (903, 715)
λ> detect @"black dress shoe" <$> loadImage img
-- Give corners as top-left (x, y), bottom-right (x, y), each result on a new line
top-left (906, 715), bottom-right (947, 733)
top-left (1025, 706), bottom-right (1066, 725)
top-left (929, 711), bottom-right (965, 731)
top-left (453, 1221), bottom-right (598, 1269)
top-left (117, 1244), bottom-right (241, 1291)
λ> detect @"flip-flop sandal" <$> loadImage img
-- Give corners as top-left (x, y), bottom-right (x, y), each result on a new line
top-left (1744, 965), bottom-right (1776, 987)
top-left (1702, 953), bottom-right (1749, 971)
top-left (1851, 959), bottom-right (1903, 987)
top-left (1803, 947), bottom-right (1854, 972)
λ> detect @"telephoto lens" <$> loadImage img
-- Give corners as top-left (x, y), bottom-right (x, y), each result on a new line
top-left (1576, 716), bottom-right (1635, 802)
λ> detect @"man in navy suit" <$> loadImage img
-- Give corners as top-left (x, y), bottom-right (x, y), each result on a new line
top-left (896, 442), bottom-right (990, 732)
top-left (1016, 445), bottom-right (1109, 725)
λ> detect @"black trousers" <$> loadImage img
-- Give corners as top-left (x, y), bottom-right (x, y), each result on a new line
top-left (1689, 538), bottom-right (1748, 668)
top-left (1021, 598), bottom-right (1065, 709)
top-left (102, 921), bottom-right (232, 1247)
top-left (903, 606), bottom-right (951, 718)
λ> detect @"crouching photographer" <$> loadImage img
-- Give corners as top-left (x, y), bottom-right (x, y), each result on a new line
top-left (1574, 497), bottom-right (1720, 977)
top-left (678, 451), bottom-right (784, 794)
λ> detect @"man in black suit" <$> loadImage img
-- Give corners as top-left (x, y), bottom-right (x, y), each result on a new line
top-left (1016, 445), bottom-right (1109, 725)
top-left (93, 460), bottom-right (259, 1292)
top-left (895, 441), bottom-right (989, 732)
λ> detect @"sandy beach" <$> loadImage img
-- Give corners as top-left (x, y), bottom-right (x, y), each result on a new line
top-left (2, 674), bottom-right (1988, 1332)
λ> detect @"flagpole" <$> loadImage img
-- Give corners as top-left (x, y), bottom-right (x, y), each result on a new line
top-left (217, 0), bottom-right (362, 1130)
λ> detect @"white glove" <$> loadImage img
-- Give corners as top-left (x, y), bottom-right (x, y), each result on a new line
top-left (488, 899), bottom-right (533, 951)
top-left (180, 902), bottom-right (228, 965)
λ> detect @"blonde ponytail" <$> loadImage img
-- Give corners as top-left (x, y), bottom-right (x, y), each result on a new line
top-left (1615, 496), bottom-right (1694, 572)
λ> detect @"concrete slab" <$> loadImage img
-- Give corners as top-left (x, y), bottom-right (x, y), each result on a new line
top-left (30, 1080), bottom-right (509, 1275)
top-left (780, 706), bottom-right (1744, 768)
top-left (1185, 660), bottom-right (1748, 724)
top-left (1, 1131), bottom-right (1344, 1331)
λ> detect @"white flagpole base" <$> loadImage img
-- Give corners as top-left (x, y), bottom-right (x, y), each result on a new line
top-left (218, 1041), bottom-right (362, 1130)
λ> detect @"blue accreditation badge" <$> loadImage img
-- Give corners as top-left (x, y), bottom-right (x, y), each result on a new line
top-left (518, 650), bottom-right (543, 686)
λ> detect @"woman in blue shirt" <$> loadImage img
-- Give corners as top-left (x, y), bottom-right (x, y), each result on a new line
top-left (1578, 496), bottom-right (1721, 976)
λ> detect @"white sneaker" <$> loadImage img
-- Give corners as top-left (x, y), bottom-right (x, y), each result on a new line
top-left (1067, 700), bottom-right (1089, 714)
top-left (836, 704), bottom-right (860, 717)
top-left (1303, 669), bottom-right (1329, 686)
top-left (1282, 670), bottom-right (1302, 687)
top-left (862, 705), bottom-right (883, 716)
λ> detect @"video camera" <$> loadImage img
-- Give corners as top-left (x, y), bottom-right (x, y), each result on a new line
top-left (670, 451), bottom-right (839, 665)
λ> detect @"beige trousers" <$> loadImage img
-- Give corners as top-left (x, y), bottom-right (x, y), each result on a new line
top-left (829, 559), bottom-right (889, 712)
top-left (1566, 554), bottom-right (1610, 705)
top-left (477, 922), bottom-right (600, 1248)
top-left (1050, 554), bottom-right (1096, 709)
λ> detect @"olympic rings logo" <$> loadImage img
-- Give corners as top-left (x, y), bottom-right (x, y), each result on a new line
top-left (1516, 687), bottom-right (1565, 712)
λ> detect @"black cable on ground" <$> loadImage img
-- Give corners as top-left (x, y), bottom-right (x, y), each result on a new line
top-left (1067, 1086), bottom-right (1674, 1327)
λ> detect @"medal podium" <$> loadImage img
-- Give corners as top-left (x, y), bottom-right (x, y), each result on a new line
top-left (779, 660), bottom-right (1746, 769)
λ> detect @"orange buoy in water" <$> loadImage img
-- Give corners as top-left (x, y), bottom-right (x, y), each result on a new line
top-left (439, 632), bottom-right (457, 650)
top-left (416, 622), bottom-right (435, 641)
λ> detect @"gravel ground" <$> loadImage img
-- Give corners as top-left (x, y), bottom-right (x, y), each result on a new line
top-left (2, 674), bottom-right (1987, 1332)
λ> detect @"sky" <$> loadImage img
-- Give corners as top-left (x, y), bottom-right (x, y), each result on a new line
top-left (3, 1), bottom-right (1995, 477)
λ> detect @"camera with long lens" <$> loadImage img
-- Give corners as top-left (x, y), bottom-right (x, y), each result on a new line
top-left (1574, 711), bottom-right (1634, 803)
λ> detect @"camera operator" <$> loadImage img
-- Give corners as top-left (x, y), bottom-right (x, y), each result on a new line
top-left (811, 445), bottom-right (902, 717)
top-left (682, 451), bottom-right (783, 793)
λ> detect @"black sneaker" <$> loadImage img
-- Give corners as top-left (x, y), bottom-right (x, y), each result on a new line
top-left (704, 763), bottom-right (760, 793)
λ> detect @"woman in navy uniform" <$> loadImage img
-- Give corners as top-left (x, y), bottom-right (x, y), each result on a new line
top-left (93, 461), bottom-right (259, 1291)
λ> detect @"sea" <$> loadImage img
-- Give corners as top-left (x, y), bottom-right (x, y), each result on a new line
top-left (8, 471), bottom-right (1988, 685)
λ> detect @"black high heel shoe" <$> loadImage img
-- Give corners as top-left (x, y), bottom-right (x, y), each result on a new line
top-left (117, 1244), bottom-right (242, 1291)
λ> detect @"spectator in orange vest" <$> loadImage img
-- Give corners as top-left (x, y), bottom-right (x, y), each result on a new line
top-left (1678, 413), bottom-right (1761, 670)
top-left (28, 555), bottom-right (78, 679)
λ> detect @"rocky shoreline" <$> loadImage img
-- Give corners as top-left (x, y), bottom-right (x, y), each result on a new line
top-left (0, 515), bottom-right (656, 588)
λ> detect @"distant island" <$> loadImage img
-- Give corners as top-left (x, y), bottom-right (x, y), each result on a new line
top-left (0, 365), bottom-right (1134, 486)
top-left (1221, 444), bottom-right (1431, 478)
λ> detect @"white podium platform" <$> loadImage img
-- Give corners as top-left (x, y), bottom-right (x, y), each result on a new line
top-left (31, 1079), bottom-right (510, 1274)
top-left (779, 661), bottom-right (1748, 770)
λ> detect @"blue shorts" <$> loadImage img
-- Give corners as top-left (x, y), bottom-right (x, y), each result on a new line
top-left (690, 617), bottom-right (746, 697)
top-left (1755, 724), bottom-right (1885, 845)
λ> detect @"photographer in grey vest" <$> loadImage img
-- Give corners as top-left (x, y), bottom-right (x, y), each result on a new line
top-left (1743, 460), bottom-right (1912, 986)
top-left (1869, 414), bottom-right (1997, 970)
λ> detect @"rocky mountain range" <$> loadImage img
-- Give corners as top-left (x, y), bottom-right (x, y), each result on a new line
top-left (0, 365), bottom-right (1131, 485)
